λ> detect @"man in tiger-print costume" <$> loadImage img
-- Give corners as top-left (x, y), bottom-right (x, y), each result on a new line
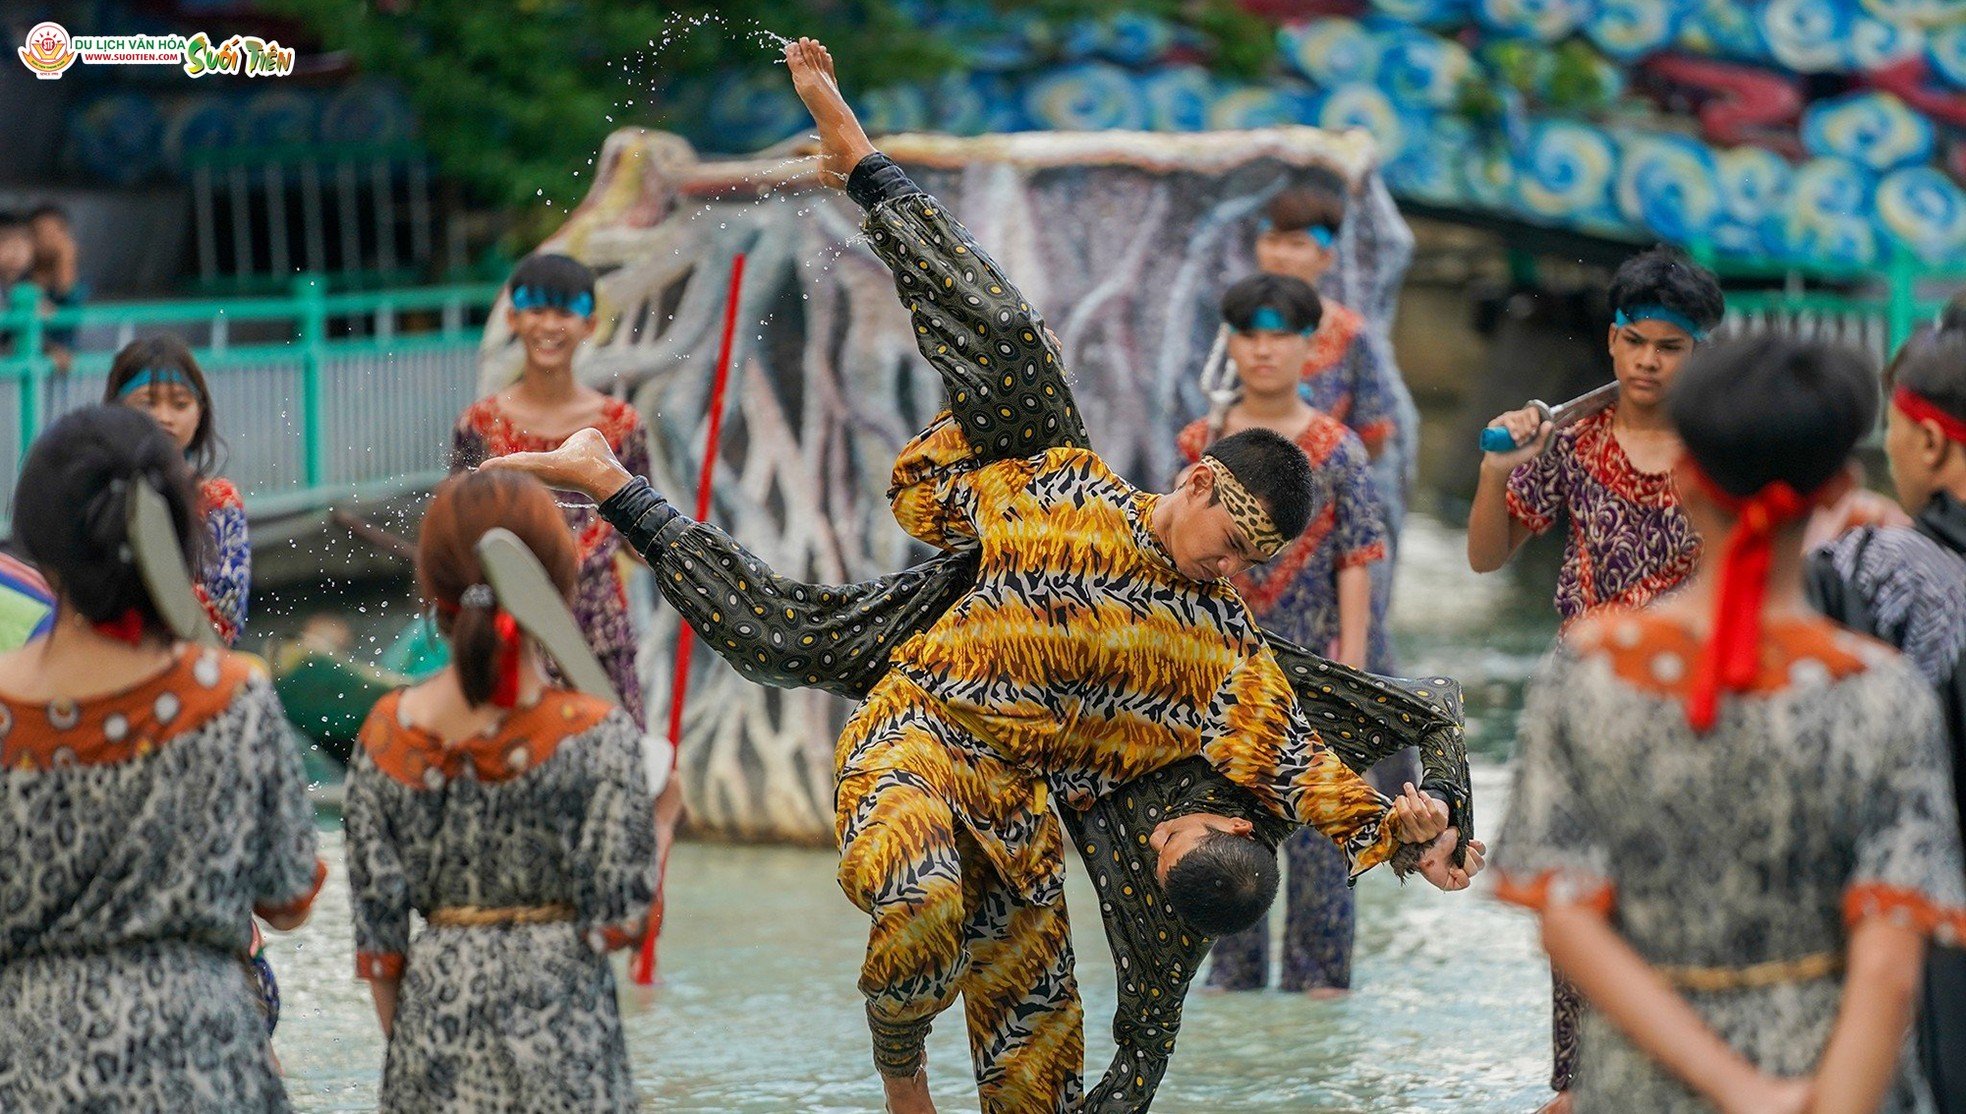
top-left (491, 39), bottom-right (1454, 1114)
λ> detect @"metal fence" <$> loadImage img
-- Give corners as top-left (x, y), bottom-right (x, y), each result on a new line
top-left (0, 277), bottom-right (501, 531)
top-left (184, 143), bottom-right (451, 296)
top-left (1703, 250), bottom-right (1966, 367)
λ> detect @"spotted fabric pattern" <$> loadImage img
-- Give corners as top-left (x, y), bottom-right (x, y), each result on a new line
top-left (863, 197), bottom-right (1088, 460)
top-left (1493, 613), bottom-right (1966, 1112)
top-left (344, 694), bottom-right (656, 1111)
top-left (196, 476), bottom-right (250, 647)
top-left (1067, 758), bottom-right (1272, 1113)
top-left (1505, 407), bottom-right (1699, 627)
top-left (600, 183), bottom-right (1470, 1106)
top-left (451, 396), bottom-right (653, 727)
top-left (0, 661), bottom-right (321, 1112)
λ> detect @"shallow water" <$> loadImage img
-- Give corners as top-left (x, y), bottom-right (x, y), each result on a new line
top-left (263, 504), bottom-right (1565, 1112)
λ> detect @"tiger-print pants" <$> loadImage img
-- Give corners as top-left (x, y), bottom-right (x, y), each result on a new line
top-left (835, 673), bottom-right (1084, 1114)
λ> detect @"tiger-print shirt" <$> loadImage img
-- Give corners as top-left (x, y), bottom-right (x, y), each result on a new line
top-left (880, 423), bottom-right (1395, 903)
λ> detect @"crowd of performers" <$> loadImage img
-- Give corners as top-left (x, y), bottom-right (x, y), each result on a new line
top-left (0, 32), bottom-right (1964, 1114)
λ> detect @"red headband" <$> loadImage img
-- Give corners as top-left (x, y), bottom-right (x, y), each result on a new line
top-left (1682, 460), bottom-right (1816, 733)
top-left (93, 607), bottom-right (147, 646)
top-left (1894, 386), bottom-right (1966, 445)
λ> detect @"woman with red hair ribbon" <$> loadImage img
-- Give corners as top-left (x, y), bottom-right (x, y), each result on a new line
top-left (1492, 334), bottom-right (1966, 1114)
top-left (343, 469), bottom-right (656, 1112)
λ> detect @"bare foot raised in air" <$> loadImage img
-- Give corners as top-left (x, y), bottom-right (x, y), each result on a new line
top-left (783, 37), bottom-right (876, 189)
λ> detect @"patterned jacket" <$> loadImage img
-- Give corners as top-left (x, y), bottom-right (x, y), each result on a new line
top-left (862, 190), bottom-right (1400, 902)
top-left (1809, 489), bottom-right (1966, 839)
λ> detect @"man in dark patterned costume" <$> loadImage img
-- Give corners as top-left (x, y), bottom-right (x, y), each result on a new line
top-left (1808, 325), bottom-right (1966, 1114)
top-left (489, 37), bottom-right (1478, 1114)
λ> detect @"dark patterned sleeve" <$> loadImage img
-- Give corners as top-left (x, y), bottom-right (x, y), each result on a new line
top-left (1063, 798), bottom-right (1210, 1114)
top-left (599, 477), bottom-right (976, 699)
top-left (244, 679), bottom-right (326, 923)
top-left (1490, 647), bottom-right (1615, 915)
top-left (1329, 432), bottom-right (1388, 569)
top-left (1815, 528), bottom-right (1966, 689)
top-left (572, 711), bottom-right (660, 954)
top-left (1843, 663), bottom-right (1966, 935)
top-left (345, 745), bottom-right (411, 980)
top-left (1504, 446), bottom-right (1563, 535)
top-left (854, 158), bottom-right (1088, 460)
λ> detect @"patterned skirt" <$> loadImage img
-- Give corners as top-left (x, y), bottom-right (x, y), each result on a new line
top-left (0, 941), bottom-right (289, 1111)
top-left (381, 921), bottom-right (638, 1112)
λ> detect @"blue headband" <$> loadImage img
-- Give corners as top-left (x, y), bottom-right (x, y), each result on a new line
top-left (1615, 305), bottom-right (1708, 342)
top-left (1242, 305), bottom-right (1315, 336)
top-left (116, 367), bottom-right (193, 398)
top-left (1254, 218), bottom-right (1336, 250)
top-left (511, 284), bottom-right (595, 318)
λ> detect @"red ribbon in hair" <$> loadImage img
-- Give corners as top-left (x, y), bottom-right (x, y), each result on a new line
top-left (490, 610), bottom-right (522, 709)
top-left (1894, 385), bottom-right (1966, 445)
top-left (93, 608), bottom-right (146, 645)
top-left (1682, 461), bottom-right (1813, 732)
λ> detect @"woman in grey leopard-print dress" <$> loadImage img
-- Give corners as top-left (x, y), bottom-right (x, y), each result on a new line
top-left (346, 470), bottom-right (656, 1112)
top-left (0, 406), bottom-right (325, 1113)
top-left (1494, 337), bottom-right (1966, 1113)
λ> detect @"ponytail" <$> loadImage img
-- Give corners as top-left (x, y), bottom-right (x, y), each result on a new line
top-left (15, 406), bottom-right (199, 640)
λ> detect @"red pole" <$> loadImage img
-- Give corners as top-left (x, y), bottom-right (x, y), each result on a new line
top-left (633, 251), bottom-right (746, 986)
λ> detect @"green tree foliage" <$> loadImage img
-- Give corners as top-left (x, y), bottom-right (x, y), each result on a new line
top-left (265, 0), bottom-right (1265, 222)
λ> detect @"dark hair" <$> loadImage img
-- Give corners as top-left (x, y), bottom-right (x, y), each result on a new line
top-left (418, 471), bottom-right (579, 707)
top-left (1205, 427), bottom-right (1315, 540)
top-left (1221, 273), bottom-right (1322, 335)
top-left (1264, 171), bottom-right (1348, 236)
top-left (0, 212), bottom-right (26, 236)
top-left (25, 203), bottom-right (68, 225)
top-left (507, 252), bottom-right (596, 308)
top-left (14, 406), bottom-right (200, 638)
top-left (1606, 245), bottom-right (1725, 333)
top-left (1939, 289), bottom-right (1966, 333)
top-left (1668, 334), bottom-right (1878, 499)
top-left (104, 336), bottom-right (224, 478)
top-left (1162, 829), bottom-right (1279, 937)
top-left (1888, 331), bottom-right (1966, 425)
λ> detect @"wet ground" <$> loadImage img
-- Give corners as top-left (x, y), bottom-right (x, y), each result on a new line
top-left (261, 507), bottom-right (1568, 1112)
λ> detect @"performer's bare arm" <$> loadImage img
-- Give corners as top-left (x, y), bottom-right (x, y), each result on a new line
top-left (1335, 563), bottom-right (1370, 670)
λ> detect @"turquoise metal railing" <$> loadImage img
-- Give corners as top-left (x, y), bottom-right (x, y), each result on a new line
top-left (1697, 247), bottom-right (1966, 368)
top-left (0, 277), bottom-right (502, 529)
